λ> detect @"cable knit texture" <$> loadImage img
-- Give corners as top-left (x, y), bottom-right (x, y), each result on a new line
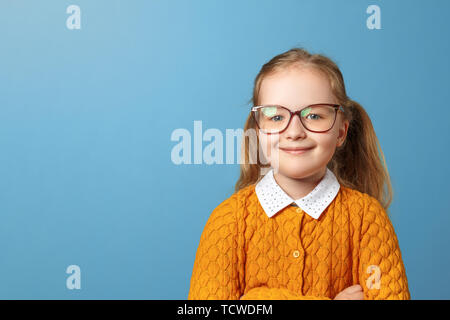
top-left (188, 184), bottom-right (410, 300)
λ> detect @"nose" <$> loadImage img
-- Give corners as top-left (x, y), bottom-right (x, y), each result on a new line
top-left (284, 113), bottom-right (307, 139)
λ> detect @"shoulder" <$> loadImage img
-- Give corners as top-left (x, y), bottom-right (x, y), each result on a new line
top-left (339, 185), bottom-right (366, 206)
top-left (213, 184), bottom-right (257, 213)
top-left (339, 186), bottom-right (388, 219)
top-left (205, 184), bottom-right (257, 230)
top-left (340, 186), bottom-right (393, 233)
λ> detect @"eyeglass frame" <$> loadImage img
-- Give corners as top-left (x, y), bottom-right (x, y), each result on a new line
top-left (251, 103), bottom-right (345, 134)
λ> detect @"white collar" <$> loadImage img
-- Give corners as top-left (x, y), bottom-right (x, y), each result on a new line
top-left (255, 168), bottom-right (340, 219)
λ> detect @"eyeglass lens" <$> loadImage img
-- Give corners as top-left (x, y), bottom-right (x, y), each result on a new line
top-left (254, 105), bottom-right (336, 133)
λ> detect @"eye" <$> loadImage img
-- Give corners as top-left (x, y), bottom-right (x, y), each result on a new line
top-left (271, 115), bottom-right (284, 122)
top-left (306, 114), bottom-right (321, 120)
top-left (301, 107), bottom-right (322, 120)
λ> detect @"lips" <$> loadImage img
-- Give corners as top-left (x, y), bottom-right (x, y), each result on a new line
top-left (279, 146), bottom-right (314, 155)
top-left (279, 147), bottom-right (313, 151)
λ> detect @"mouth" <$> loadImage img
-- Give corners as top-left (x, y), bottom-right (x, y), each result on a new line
top-left (279, 147), bottom-right (314, 155)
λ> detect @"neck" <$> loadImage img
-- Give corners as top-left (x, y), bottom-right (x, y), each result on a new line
top-left (273, 167), bottom-right (327, 200)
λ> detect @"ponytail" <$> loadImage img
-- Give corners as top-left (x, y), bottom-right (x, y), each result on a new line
top-left (328, 99), bottom-right (393, 211)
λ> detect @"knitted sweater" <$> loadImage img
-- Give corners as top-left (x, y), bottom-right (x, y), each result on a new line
top-left (188, 183), bottom-right (410, 300)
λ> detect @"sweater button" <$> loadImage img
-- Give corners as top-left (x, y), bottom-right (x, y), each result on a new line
top-left (296, 208), bottom-right (302, 213)
top-left (293, 250), bottom-right (300, 258)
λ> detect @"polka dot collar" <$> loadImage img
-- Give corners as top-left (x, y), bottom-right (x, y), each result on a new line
top-left (255, 168), bottom-right (340, 219)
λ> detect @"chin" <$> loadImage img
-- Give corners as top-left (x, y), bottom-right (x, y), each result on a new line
top-left (276, 165), bottom-right (315, 179)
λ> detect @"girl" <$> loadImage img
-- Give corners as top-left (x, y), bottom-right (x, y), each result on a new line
top-left (188, 48), bottom-right (410, 300)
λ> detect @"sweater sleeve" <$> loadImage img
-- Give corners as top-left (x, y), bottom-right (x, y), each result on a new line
top-left (188, 194), bottom-right (243, 300)
top-left (240, 287), bottom-right (331, 300)
top-left (358, 195), bottom-right (411, 300)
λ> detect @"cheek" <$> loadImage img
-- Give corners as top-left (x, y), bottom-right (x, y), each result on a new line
top-left (319, 136), bottom-right (336, 148)
top-left (258, 134), bottom-right (280, 159)
top-left (314, 135), bottom-right (338, 157)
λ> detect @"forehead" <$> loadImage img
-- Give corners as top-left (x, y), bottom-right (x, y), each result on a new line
top-left (258, 66), bottom-right (336, 108)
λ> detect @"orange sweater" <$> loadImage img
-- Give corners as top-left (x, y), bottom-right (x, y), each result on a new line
top-left (188, 184), bottom-right (410, 300)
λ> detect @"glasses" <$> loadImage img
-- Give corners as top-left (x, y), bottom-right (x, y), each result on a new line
top-left (251, 103), bottom-right (344, 134)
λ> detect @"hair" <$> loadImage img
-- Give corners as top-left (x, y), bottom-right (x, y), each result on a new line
top-left (235, 47), bottom-right (393, 211)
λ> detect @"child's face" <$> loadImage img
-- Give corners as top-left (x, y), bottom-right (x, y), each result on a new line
top-left (257, 66), bottom-right (349, 180)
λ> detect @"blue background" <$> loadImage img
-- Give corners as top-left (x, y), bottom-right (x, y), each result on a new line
top-left (0, 0), bottom-right (449, 299)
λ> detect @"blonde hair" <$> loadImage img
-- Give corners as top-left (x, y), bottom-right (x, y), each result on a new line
top-left (235, 47), bottom-right (393, 211)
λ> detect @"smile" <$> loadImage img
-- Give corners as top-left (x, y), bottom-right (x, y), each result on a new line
top-left (279, 147), bottom-right (314, 155)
